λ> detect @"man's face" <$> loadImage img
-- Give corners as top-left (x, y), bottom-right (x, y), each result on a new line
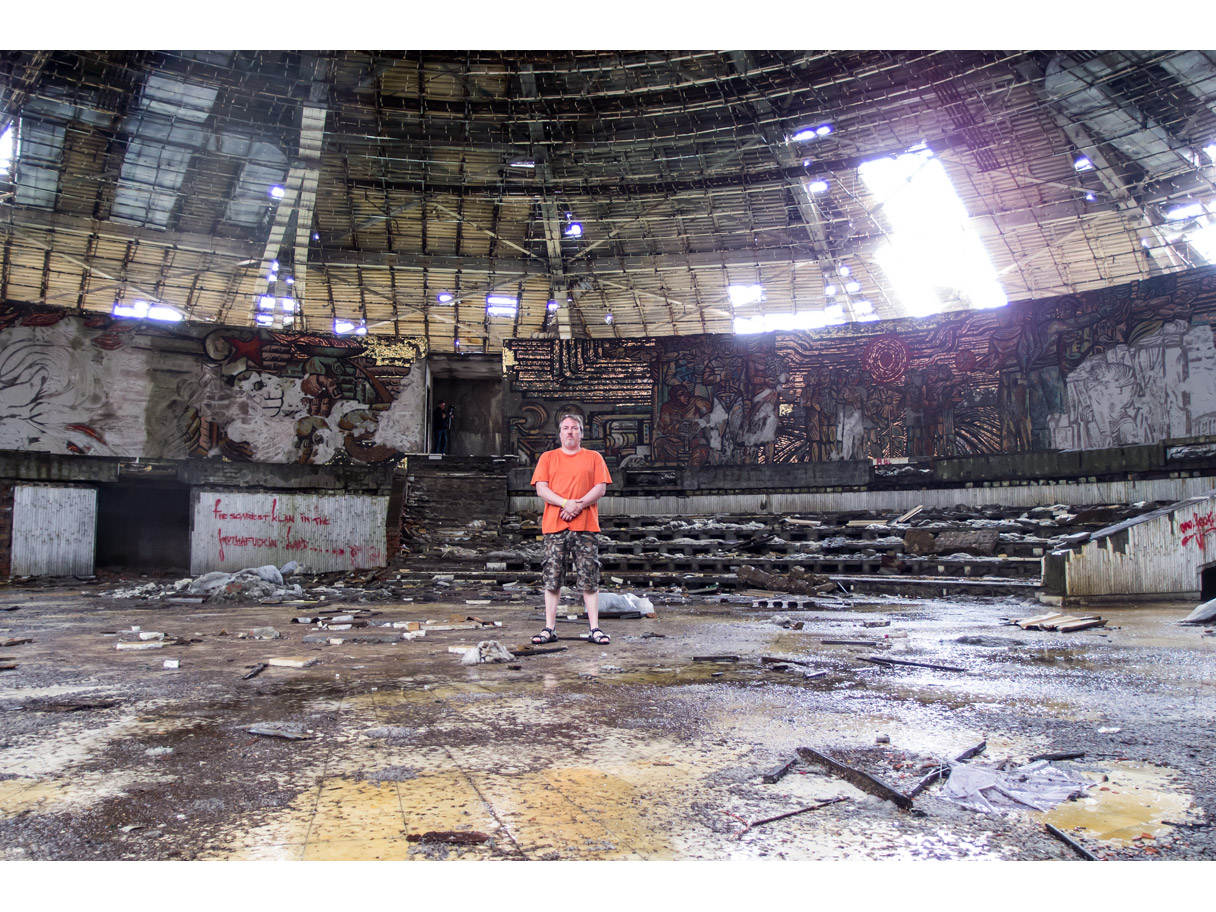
top-left (560, 418), bottom-right (583, 450)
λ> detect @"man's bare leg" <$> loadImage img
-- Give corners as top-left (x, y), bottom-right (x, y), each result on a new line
top-left (583, 589), bottom-right (604, 640)
top-left (543, 588), bottom-right (561, 631)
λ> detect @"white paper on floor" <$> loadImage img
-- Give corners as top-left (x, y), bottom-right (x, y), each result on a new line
top-left (941, 760), bottom-right (1092, 813)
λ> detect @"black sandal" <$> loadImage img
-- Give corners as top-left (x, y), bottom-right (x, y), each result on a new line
top-left (531, 627), bottom-right (558, 645)
top-left (588, 627), bottom-right (611, 645)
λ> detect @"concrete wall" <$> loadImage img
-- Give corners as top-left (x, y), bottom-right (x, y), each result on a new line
top-left (0, 303), bottom-right (428, 466)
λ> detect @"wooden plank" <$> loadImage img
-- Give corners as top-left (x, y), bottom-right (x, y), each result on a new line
top-left (762, 758), bottom-right (798, 784)
top-left (795, 746), bottom-right (914, 810)
top-left (737, 796), bottom-right (849, 836)
top-left (1045, 823), bottom-right (1098, 860)
top-left (1015, 612), bottom-right (1065, 628)
top-left (864, 656), bottom-right (966, 673)
top-left (896, 505), bottom-right (924, 523)
top-left (1056, 618), bottom-right (1107, 633)
top-left (761, 655), bottom-right (814, 667)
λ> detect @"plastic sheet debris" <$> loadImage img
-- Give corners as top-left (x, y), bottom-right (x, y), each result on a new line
top-left (941, 759), bottom-right (1091, 813)
top-left (1182, 597), bottom-right (1216, 625)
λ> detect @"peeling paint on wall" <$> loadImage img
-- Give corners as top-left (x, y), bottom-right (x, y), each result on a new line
top-left (0, 303), bottom-right (428, 465)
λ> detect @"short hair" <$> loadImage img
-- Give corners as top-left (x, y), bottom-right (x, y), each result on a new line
top-left (559, 413), bottom-right (584, 431)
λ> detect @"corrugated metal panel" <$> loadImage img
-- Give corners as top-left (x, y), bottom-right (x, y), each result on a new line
top-left (190, 490), bottom-right (389, 575)
top-left (11, 485), bottom-right (96, 577)
top-left (1064, 495), bottom-right (1216, 597)
top-left (509, 476), bottom-right (1216, 519)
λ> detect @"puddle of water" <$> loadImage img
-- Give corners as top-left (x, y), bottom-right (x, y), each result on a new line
top-left (1038, 760), bottom-right (1191, 846)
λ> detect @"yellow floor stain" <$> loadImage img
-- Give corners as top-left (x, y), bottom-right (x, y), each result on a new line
top-left (1038, 761), bottom-right (1191, 846)
top-left (0, 778), bottom-right (70, 818)
top-left (470, 767), bottom-right (673, 859)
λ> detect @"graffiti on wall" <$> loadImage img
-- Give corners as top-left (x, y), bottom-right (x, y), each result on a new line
top-left (0, 302), bottom-right (427, 465)
top-left (504, 267), bottom-right (1216, 468)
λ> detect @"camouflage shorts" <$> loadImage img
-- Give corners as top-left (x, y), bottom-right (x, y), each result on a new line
top-left (541, 530), bottom-right (601, 593)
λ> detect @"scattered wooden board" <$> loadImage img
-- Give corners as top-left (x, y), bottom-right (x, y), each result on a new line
top-left (1055, 618), bottom-right (1108, 633)
top-left (796, 746), bottom-right (913, 810)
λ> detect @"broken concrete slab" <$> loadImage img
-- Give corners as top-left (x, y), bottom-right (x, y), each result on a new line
top-left (238, 627), bottom-right (282, 640)
top-left (903, 529), bottom-right (936, 555)
top-left (459, 640), bottom-right (514, 665)
top-left (267, 656), bottom-right (317, 669)
top-left (934, 530), bottom-right (999, 556)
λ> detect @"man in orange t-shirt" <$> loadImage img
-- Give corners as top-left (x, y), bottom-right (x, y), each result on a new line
top-left (529, 414), bottom-right (614, 645)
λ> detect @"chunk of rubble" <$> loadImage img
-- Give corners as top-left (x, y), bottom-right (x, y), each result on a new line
top-left (459, 640), bottom-right (515, 665)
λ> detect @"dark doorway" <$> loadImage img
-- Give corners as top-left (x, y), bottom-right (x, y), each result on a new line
top-left (1201, 563), bottom-right (1216, 601)
top-left (95, 483), bottom-right (192, 574)
top-left (430, 353), bottom-right (504, 456)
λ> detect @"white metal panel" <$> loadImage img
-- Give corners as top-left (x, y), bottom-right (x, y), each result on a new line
top-left (12, 485), bottom-right (96, 577)
top-left (1064, 495), bottom-right (1215, 597)
top-left (190, 490), bottom-right (389, 575)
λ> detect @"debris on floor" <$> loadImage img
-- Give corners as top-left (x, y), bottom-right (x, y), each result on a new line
top-left (1008, 611), bottom-right (1107, 632)
top-left (266, 656), bottom-right (317, 669)
top-left (1181, 597), bottom-right (1216, 625)
top-left (796, 746), bottom-right (914, 810)
top-left (457, 640), bottom-right (514, 665)
top-left (863, 655), bottom-right (966, 673)
top-left (248, 723), bottom-right (313, 741)
top-left (941, 759), bottom-right (1092, 813)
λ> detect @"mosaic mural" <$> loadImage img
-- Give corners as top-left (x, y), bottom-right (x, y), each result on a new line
top-left (0, 304), bottom-right (427, 465)
top-left (504, 266), bottom-right (1216, 467)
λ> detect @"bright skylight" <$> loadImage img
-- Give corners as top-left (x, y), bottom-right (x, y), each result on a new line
top-left (806, 180), bottom-right (829, 194)
top-left (859, 145), bottom-right (1006, 317)
top-left (1204, 144), bottom-right (1216, 164)
top-left (0, 123), bottom-right (14, 176)
top-left (727, 284), bottom-right (765, 307)
top-left (734, 308), bottom-right (847, 334)
top-left (334, 319), bottom-right (367, 335)
top-left (1073, 156), bottom-right (1094, 172)
top-left (485, 294), bottom-right (518, 318)
top-left (437, 292), bottom-right (455, 303)
top-left (112, 300), bottom-right (183, 322)
top-left (1167, 201), bottom-right (1206, 221)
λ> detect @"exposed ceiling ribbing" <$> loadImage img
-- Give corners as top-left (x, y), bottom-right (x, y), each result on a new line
top-left (1, 49), bottom-right (1215, 351)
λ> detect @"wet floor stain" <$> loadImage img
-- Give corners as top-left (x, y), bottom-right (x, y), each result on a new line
top-left (1039, 761), bottom-right (1192, 846)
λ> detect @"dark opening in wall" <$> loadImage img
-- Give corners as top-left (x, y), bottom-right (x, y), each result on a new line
top-left (95, 483), bottom-right (191, 573)
top-left (1201, 563), bottom-right (1216, 601)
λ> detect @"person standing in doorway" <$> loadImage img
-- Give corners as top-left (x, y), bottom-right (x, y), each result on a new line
top-left (530, 414), bottom-right (613, 645)
top-left (433, 400), bottom-right (454, 454)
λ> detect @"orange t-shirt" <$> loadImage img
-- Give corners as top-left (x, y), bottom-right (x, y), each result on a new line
top-left (530, 447), bottom-right (613, 534)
